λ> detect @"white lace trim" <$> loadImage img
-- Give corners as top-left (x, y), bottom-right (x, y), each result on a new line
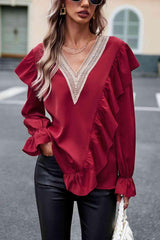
top-left (58, 35), bottom-right (110, 105)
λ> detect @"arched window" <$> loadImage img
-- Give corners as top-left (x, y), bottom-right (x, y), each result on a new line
top-left (110, 6), bottom-right (142, 52)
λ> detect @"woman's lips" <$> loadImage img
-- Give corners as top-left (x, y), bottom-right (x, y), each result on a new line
top-left (77, 11), bottom-right (89, 18)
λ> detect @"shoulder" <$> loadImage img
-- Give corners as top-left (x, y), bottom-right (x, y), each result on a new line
top-left (108, 37), bottom-right (140, 98)
top-left (14, 42), bottom-right (43, 86)
top-left (108, 35), bottom-right (124, 45)
top-left (32, 42), bottom-right (43, 52)
top-left (108, 36), bottom-right (140, 71)
top-left (102, 35), bottom-right (131, 60)
top-left (108, 36), bottom-right (129, 52)
top-left (32, 42), bottom-right (44, 62)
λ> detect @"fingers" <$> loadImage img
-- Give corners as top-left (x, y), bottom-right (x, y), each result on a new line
top-left (116, 194), bottom-right (130, 209)
top-left (116, 194), bottom-right (122, 203)
top-left (123, 196), bottom-right (130, 209)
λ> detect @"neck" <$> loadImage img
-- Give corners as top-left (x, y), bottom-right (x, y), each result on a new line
top-left (64, 17), bottom-right (96, 48)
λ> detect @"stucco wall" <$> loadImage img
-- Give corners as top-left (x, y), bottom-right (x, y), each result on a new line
top-left (105, 0), bottom-right (160, 55)
top-left (1, 0), bottom-right (159, 56)
top-left (29, 0), bottom-right (50, 48)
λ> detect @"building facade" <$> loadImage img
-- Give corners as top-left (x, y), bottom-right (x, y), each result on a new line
top-left (0, 0), bottom-right (160, 73)
top-left (104, 0), bottom-right (160, 74)
top-left (0, 0), bottom-right (49, 57)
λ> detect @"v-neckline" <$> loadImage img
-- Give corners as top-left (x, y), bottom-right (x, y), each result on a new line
top-left (58, 34), bottom-right (110, 105)
top-left (60, 34), bottom-right (100, 77)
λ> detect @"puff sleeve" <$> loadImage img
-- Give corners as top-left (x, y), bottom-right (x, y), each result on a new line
top-left (14, 45), bottom-right (52, 156)
top-left (110, 42), bottom-right (140, 197)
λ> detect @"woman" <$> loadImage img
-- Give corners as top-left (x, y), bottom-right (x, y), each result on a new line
top-left (14, 0), bottom-right (140, 239)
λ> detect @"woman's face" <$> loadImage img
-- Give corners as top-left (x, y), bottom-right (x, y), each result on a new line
top-left (64, 0), bottom-right (97, 24)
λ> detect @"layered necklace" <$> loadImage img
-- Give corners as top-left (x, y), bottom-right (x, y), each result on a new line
top-left (62, 35), bottom-right (97, 55)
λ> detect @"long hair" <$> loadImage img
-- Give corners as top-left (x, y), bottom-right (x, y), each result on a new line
top-left (32, 0), bottom-right (108, 101)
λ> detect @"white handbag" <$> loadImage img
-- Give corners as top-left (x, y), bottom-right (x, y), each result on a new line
top-left (112, 197), bottom-right (134, 240)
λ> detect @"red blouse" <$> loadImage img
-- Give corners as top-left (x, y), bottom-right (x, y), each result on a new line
top-left (14, 35), bottom-right (140, 197)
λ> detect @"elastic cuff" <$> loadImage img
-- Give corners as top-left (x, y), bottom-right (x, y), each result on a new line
top-left (115, 177), bottom-right (136, 197)
top-left (22, 128), bottom-right (52, 156)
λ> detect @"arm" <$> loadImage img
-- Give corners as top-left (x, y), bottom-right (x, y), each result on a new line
top-left (21, 86), bottom-right (53, 156)
top-left (111, 41), bottom-right (140, 203)
top-left (115, 81), bottom-right (136, 208)
top-left (14, 43), bottom-right (53, 156)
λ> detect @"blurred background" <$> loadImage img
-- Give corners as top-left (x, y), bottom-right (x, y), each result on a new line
top-left (0, 0), bottom-right (160, 74)
top-left (0, 0), bottom-right (160, 240)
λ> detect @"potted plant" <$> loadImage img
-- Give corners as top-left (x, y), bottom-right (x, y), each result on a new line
top-left (158, 57), bottom-right (160, 76)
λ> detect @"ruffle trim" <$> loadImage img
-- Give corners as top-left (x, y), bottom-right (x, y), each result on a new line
top-left (60, 42), bottom-right (139, 196)
top-left (86, 79), bottom-right (119, 174)
top-left (83, 43), bottom-right (136, 175)
top-left (23, 117), bottom-right (52, 135)
top-left (14, 43), bottom-right (43, 87)
top-left (61, 79), bottom-right (119, 196)
top-left (109, 41), bottom-right (140, 99)
top-left (22, 128), bottom-right (52, 156)
top-left (115, 177), bottom-right (136, 197)
top-left (63, 167), bottom-right (97, 196)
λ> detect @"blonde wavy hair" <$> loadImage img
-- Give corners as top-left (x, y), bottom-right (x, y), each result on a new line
top-left (32, 0), bottom-right (107, 101)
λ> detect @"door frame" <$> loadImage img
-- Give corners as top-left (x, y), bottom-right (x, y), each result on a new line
top-left (0, 0), bottom-right (31, 57)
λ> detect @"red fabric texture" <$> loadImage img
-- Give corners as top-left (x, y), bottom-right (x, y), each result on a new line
top-left (14, 36), bottom-right (140, 197)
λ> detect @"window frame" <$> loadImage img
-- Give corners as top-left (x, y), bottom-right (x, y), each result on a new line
top-left (109, 4), bottom-right (143, 54)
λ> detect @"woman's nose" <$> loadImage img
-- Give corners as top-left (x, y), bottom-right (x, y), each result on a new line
top-left (80, 0), bottom-right (90, 6)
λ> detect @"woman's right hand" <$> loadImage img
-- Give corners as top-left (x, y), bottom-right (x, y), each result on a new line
top-left (116, 194), bottom-right (130, 209)
top-left (39, 142), bottom-right (53, 156)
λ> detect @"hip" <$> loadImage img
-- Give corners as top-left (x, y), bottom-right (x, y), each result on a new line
top-left (34, 154), bottom-right (66, 189)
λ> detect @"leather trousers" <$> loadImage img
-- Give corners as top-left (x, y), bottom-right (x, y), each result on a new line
top-left (34, 154), bottom-right (117, 240)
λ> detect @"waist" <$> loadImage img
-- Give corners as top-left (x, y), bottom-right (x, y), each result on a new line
top-left (37, 154), bottom-right (62, 170)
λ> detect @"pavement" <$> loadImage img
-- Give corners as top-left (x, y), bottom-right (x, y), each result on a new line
top-left (0, 70), bottom-right (160, 240)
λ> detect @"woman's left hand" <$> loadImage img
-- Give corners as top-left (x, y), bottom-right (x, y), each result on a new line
top-left (116, 194), bottom-right (130, 209)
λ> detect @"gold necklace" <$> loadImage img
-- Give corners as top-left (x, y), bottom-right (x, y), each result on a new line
top-left (62, 35), bottom-right (97, 55)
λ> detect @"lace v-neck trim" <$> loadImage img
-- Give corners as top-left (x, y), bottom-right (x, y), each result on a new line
top-left (59, 34), bottom-right (110, 105)
top-left (60, 34), bottom-right (100, 76)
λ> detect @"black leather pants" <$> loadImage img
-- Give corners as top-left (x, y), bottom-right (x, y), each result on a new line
top-left (34, 154), bottom-right (117, 240)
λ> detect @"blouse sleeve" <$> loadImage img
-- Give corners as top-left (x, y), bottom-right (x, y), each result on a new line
top-left (111, 42), bottom-right (140, 197)
top-left (14, 45), bottom-right (52, 156)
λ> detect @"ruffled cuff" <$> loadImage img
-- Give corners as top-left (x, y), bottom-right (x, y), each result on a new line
top-left (115, 177), bottom-right (136, 197)
top-left (22, 128), bottom-right (52, 156)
